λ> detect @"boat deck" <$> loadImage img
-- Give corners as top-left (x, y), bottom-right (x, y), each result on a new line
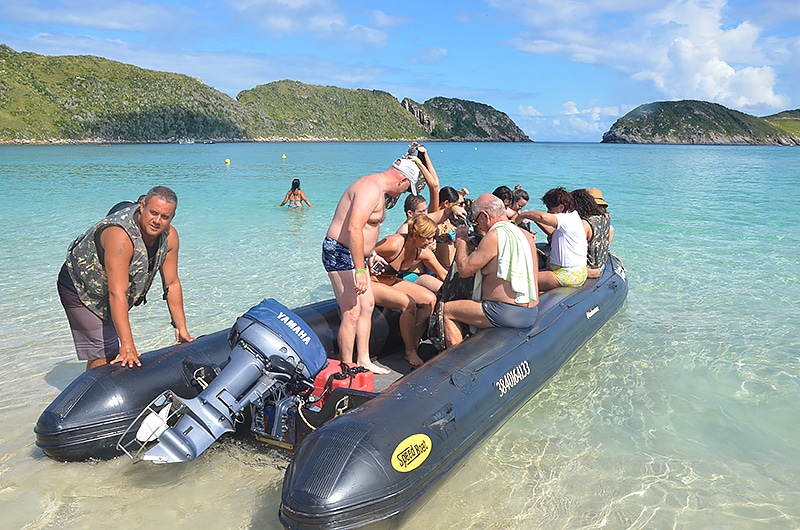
top-left (371, 341), bottom-right (438, 392)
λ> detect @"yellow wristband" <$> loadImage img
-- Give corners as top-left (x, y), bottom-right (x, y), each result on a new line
top-left (356, 268), bottom-right (367, 274)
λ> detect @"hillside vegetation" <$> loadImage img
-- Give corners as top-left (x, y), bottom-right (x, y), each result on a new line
top-left (236, 81), bottom-right (423, 141)
top-left (764, 110), bottom-right (800, 137)
top-left (0, 45), bottom-right (530, 144)
top-left (0, 45), bottom-right (268, 142)
top-left (602, 100), bottom-right (800, 145)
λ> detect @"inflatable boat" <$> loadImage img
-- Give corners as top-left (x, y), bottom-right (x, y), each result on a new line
top-left (35, 254), bottom-right (627, 529)
top-left (34, 298), bottom-right (397, 462)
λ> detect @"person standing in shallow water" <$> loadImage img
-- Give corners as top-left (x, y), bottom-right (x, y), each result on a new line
top-left (57, 186), bottom-right (193, 371)
top-left (280, 178), bottom-right (314, 208)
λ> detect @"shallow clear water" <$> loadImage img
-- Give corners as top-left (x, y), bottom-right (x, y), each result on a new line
top-left (1, 142), bottom-right (798, 529)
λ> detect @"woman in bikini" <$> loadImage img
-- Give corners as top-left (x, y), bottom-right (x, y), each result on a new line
top-left (280, 178), bottom-right (314, 208)
top-left (429, 186), bottom-right (468, 269)
top-left (370, 215), bottom-right (447, 367)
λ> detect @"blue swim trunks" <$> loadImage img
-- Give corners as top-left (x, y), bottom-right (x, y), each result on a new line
top-left (322, 236), bottom-right (367, 272)
top-left (481, 300), bottom-right (539, 329)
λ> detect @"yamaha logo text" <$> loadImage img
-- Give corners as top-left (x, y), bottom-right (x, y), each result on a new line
top-left (276, 312), bottom-right (312, 345)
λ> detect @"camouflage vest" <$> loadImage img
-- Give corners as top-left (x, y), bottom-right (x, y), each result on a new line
top-left (65, 205), bottom-right (170, 320)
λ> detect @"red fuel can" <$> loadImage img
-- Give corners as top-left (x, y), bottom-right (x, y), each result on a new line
top-left (311, 359), bottom-right (375, 406)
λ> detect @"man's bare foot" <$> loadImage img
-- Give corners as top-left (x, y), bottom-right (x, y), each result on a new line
top-left (360, 360), bottom-right (391, 375)
top-left (405, 351), bottom-right (424, 367)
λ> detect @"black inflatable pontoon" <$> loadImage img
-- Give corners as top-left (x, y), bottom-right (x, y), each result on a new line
top-left (36, 255), bottom-right (627, 529)
top-left (34, 300), bottom-right (395, 461)
top-left (279, 255), bottom-right (627, 529)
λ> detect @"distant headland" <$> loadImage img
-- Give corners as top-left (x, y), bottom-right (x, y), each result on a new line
top-left (3, 45), bottom-right (799, 146)
top-left (602, 100), bottom-right (800, 146)
top-left (0, 45), bottom-right (530, 145)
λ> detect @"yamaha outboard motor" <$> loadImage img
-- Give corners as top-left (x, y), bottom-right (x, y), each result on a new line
top-left (126, 299), bottom-right (327, 463)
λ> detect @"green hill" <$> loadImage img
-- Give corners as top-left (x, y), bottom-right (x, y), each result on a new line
top-left (764, 110), bottom-right (800, 137)
top-left (236, 80), bottom-right (424, 141)
top-left (0, 44), bottom-right (266, 142)
top-left (0, 45), bottom-right (530, 144)
top-left (602, 100), bottom-right (800, 145)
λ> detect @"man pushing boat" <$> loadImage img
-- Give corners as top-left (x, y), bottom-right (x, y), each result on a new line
top-left (57, 186), bottom-right (193, 371)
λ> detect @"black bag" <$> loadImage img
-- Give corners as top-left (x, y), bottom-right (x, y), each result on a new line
top-left (427, 263), bottom-right (475, 352)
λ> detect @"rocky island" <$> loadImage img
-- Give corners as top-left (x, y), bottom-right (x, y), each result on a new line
top-left (602, 100), bottom-right (800, 145)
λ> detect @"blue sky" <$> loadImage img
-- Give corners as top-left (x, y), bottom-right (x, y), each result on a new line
top-left (1, 0), bottom-right (798, 142)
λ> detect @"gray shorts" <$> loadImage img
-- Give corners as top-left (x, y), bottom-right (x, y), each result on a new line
top-left (57, 264), bottom-right (119, 361)
top-left (481, 300), bottom-right (539, 329)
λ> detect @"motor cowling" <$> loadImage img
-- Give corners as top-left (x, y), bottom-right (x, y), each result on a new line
top-left (131, 299), bottom-right (327, 463)
top-left (227, 298), bottom-right (327, 388)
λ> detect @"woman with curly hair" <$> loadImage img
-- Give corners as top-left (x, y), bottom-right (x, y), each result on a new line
top-left (572, 188), bottom-right (612, 278)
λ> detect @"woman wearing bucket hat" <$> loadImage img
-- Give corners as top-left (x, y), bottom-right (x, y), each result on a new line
top-left (572, 189), bottom-right (612, 279)
top-left (585, 187), bottom-right (614, 245)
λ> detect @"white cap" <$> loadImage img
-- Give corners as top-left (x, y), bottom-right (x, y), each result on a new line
top-left (392, 159), bottom-right (421, 195)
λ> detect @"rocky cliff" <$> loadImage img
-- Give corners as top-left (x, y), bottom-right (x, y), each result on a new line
top-left (402, 97), bottom-right (531, 142)
top-left (602, 100), bottom-right (800, 145)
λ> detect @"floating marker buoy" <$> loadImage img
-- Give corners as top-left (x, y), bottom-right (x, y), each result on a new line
top-left (474, 147), bottom-right (478, 150)
top-left (281, 154), bottom-right (286, 159)
top-left (224, 159), bottom-right (230, 165)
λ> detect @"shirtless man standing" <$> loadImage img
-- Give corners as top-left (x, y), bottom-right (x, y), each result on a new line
top-left (323, 158), bottom-right (421, 374)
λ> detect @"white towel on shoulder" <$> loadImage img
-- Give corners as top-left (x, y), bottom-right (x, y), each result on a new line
top-left (491, 221), bottom-right (537, 304)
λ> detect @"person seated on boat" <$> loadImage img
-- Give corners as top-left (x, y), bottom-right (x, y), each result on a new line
top-left (572, 188), bottom-right (612, 278)
top-left (492, 184), bottom-right (513, 207)
top-left (515, 187), bottom-right (587, 292)
top-left (442, 194), bottom-right (539, 348)
top-left (427, 186), bottom-right (469, 269)
top-left (508, 185), bottom-right (532, 231)
top-left (586, 187), bottom-right (614, 245)
top-left (280, 178), bottom-right (314, 208)
top-left (396, 194), bottom-right (429, 235)
top-left (370, 215), bottom-right (446, 366)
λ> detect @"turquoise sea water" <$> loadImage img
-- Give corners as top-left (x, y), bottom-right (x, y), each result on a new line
top-left (1, 142), bottom-right (798, 529)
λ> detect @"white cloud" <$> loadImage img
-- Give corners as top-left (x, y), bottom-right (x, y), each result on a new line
top-left (370, 10), bottom-right (406, 27)
top-left (495, 0), bottom-right (794, 112)
top-left (515, 100), bottom-right (621, 140)
top-left (2, 1), bottom-right (195, 32)
top-left (519, 105), bottom-right (542, 116)
top-left (563, 101), bottom-right (579, 115)
top-left (412, 47), bottom-right (448, 65)
top-left (226, 0), bottom-right (387, 47)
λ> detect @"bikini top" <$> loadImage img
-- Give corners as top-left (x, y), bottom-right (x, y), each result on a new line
top-left (375, 236), bottom-right (421, 278)
top-left (436, 222), bottom-right (456, 244)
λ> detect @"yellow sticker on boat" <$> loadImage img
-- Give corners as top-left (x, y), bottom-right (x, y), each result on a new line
top-left (391, 433), bottom-right (432, 473)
